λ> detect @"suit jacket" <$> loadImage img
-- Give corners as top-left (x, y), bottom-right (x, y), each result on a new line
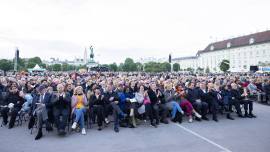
top-left (198, 89), bottom-right (213, 103)
top-left (89, 94), bottom-right (105, 122)
top-left (103, 91), bottom-right (121, 105)
top-left (28, 92), bottom-right (53, 116)
top-left (230, 89), bottom-right (243, 100)
top-left (52, 92), bottom-right (71, 111)
top-left (187, 88), bottom-right (200, 103)
top-left (248, 83), bottom-right (259, 94)
top-left (148, 88), bottom-right (164, 106)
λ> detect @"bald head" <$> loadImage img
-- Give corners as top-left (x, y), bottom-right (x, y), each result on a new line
top-left (57, 84), bottom-right (64, 93)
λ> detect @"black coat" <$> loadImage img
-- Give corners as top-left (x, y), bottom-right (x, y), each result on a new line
top-left (198, 89), bottom-right (213, 103)
top-left (187, 88), bottom-right (200, 103)
top-left (52, 92), bottom-right (71, 111)
top-left (103, 91), bottom-right (121, 105)
top-left (230, 89), bottom-right (243, 100)
top-left (2, 91), bottom-right (24, 108)
top-left (148, 88), bottom-right (164, 106)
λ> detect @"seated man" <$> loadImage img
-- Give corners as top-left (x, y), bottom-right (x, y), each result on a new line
top-left (1, 86), bottom-right (24, 129)
top-left (186, 82), bottom-right (209, 121)
top-left (208, 82), bottom-right (234, 120)
top-left (248, 79), bottom-right (266, 102)
top-left (148, 83), bottom-right (170, 124)
top-left (263, 79), bottom-right (270, 103)
top-left (198, 83), bottom-right (226, 122)
top-left (231, 83), bottom-right (256, 118)
top-left (52, 84), bottom-right (71, 136)
top-left (25, 85), bottom-right (54, 140)
top-left (103, 84), bottom-right (127, 132)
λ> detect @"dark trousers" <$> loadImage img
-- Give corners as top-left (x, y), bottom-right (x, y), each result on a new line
top-left (93, 105), bottom-right (106, 126)
top-left (144, 103), bottom-right (154, 122)
top-left (230, 100), bottom-right (242, 114)
top-left (53, 108), bottom-right (70, 131)
top-left (153, 103), bottom-right (170, 120)
top-left (239, 100), bottom-right (253, 111)
top-left (209, 100), bottom-right (220, 117)
top-left (217, 96), bottom-right (229, 106)
top-left (191, 102), bottom-right (208, 117)
top-left (1, 107), bottom-right (20, 127)
top-left (105, 102), bottom-right (122, 125)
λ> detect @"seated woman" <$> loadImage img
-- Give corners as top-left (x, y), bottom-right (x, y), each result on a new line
top-left (175, 83), bottom-right (201, 123)
top-left (25, 81), bottom-right (33, 94)
top-left (71, 86), bottom-right (88, 135)
top-left (163, 84), bottom-right (184, 123)
top-left (120, 86), bottom-right (138, 127)
top-left (89, 87), bottom-right (110, 131)
top-left (135, 85), bottom-right (157, 128)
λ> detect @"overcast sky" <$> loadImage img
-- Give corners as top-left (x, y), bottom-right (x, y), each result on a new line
top-left (0, 0), bottom-right (269, 65)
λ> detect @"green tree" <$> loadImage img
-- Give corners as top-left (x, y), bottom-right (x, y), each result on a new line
top-left (26, 62), bottom-right (36, 68)
top-left (0, 61), bottom-right (11, 71)
top-left (161, 62), bottom-right (171, 72)
top-left (122, 64), bottom-right (130, 72)
top-left (187, 67), bottom-right (194, 72)
top-left (135, 62), bottom-right (142, 68)
top-left (102, 64), bottom-right (108, 67)
top-left (53, 64), bottom-right (61, 71)
top-left (197, 67), bottom-right (204, 72)
top-left (39, 63), bottom-right (46, 68)
top-left (173, 63), bottom-right (180, 71)
top-left (219, 59), bottom-right (230, 72)
top-left (124, 58), bottom-right (134, 65)
top-left (213, 67), bottom-right (217, 72)
top-left (109, 63), bottom-right (117, 71)
top-left (205, 66), bottom-right (210, 73)
top-left (130, 63), bottom-right (137, 71)
top-left (62, 64), bottom-right (69, 71)
top-left (119, 63), bottom-right (124, 68)
top-left (28, 57), bottom-right (42, 64)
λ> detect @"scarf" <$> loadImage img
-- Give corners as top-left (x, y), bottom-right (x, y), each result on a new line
top-left (124, 92), bottom-right (133, 98)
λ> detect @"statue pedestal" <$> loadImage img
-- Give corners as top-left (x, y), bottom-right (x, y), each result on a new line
top-left (87, 60), bottom-right (98, 72)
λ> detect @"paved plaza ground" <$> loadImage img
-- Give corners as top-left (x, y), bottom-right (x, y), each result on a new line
top-left (0, 103), bottom-right (270, 152)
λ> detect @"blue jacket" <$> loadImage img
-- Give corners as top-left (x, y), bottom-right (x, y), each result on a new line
top-left (221, 89), bottom-right (232, 100)
top-left (120, 92), bottom-right (134, 110)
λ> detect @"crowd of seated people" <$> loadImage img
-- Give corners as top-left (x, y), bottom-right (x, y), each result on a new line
top-left (0, 71), bottom-right (269, 140)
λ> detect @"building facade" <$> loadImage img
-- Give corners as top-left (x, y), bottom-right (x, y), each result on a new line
top-left (42, 47), bottom-right (91, 66)
top-left (200, 30), bottom-right (270, 72)
top-left (172, 56), bottom-right (200, 71)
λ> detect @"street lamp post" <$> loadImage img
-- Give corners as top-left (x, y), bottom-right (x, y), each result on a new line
top-left (50, 57), bottom-right (54, 72)
top-left (137, 65), bottom-right (139, 73)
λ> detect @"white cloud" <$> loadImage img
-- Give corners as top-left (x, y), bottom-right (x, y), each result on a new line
top-left (0, 0), bottom-right (269, 64)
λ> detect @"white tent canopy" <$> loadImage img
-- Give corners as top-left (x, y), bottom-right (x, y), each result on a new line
top-left (28, 64), bottom-right (45, 71)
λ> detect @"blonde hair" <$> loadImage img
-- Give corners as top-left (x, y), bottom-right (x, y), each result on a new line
top-left (46, 87), bottom-right (53, 93)
top-left (164, 83), bottom-right (171, 90)
top-left (74, 86), bottom-right (83, 95)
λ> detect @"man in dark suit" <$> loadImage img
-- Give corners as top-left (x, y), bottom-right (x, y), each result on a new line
top-left (52, 84), bottom-right (71, 136)
top-left (208, 83), bottom-right (234, 121)
top-left (103, 84), bottom-right (127, 133)
top-left (186, 82), bottom-right (209, 121)
top-left (231, 83), bottom-right (256, 118)
top-left (148, 83), bottom-right (170, 125)
top-left (25, 85), bottom-right (54, 140)
top-left (198, 83), bottom-right (225, 122)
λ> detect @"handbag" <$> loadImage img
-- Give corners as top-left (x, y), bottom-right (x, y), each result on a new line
top-left (143, 100), bottom-right (151, 104)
